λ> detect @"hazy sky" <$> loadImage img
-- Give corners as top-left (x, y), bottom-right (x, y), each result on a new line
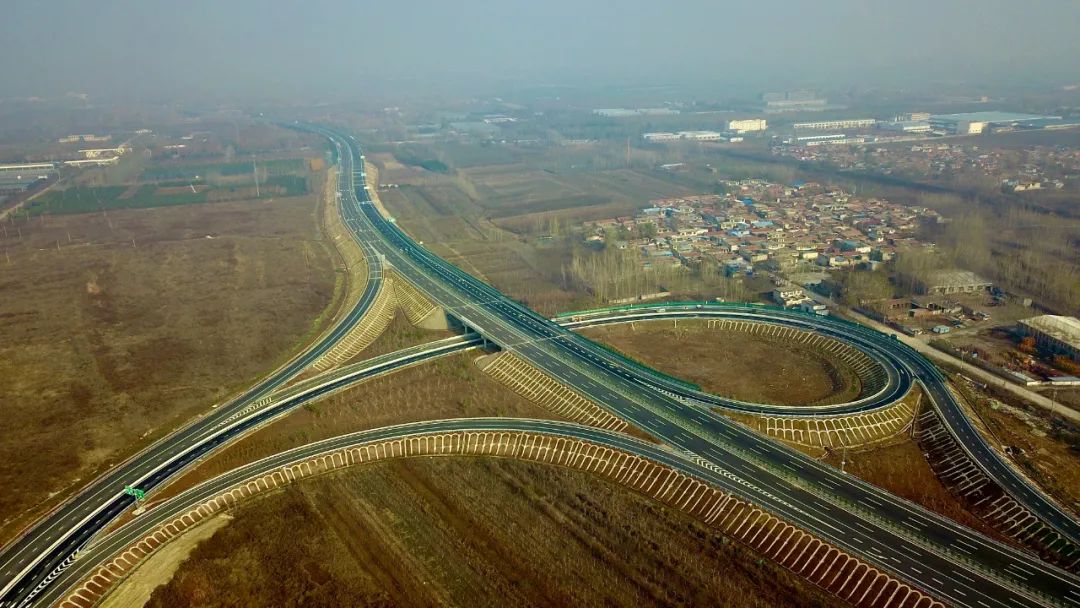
top-left (3, 0), bottom-right (1079, 101)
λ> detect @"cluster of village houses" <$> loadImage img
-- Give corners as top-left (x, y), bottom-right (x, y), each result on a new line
top-left (775, 142), bottom-right (1076, 192)
top-left (583, 179), bottom-right (941, 305)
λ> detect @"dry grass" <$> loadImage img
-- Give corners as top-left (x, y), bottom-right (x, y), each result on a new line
top-left (581, 320), bottom-right (860, 406)
top-left (0, 194), bottom-right (338, 543)
top-left (351, 310), bottom-right (454, 360)
top-left (823, 438), bottom-right (1006, 541)
top-left (145, 458), bottom-right (839, 608)
top-left (100, 515), bottom-right (232, 608)
top-left (955, 380), bottom-right (1080, 517)
top-left (146, 353), bottom-right (562, 505)
top-left (380, 184), bottom-right (586, 316)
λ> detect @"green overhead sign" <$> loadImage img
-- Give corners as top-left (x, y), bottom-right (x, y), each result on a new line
top-left (123, 485), bottom-right (146, 501)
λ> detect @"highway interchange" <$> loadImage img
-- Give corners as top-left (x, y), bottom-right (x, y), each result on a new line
top-left (1, 124), bottom-right (1079, 607)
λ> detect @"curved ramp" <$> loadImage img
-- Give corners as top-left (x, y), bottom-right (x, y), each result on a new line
top-left (54, 422), bottom-right (944, 608)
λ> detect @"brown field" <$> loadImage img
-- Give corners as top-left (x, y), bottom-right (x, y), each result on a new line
top-left (144, 459), bottom-right (840, 608)
top-left (823, 439), bottom-right (1006, 541)
top-left (144, 352), bottom-right (561, 506)
top-left (581, 320), bottom-right (860, 406)
top-left (380, 183), bottom-right (587, 315)
top-left (353, 311), bottom-right (454, 359)
top-left (955, 380), bottom-right (1080, 517)
top-left (0, 193), bottom-right (338, 543)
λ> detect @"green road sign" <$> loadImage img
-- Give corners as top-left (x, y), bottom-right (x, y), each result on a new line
top-left (123, 485), bottom-right (146, 501)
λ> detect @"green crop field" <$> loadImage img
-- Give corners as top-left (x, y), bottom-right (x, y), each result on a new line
top-left (25, 186), bottom-right (209, 215)
top-left (24, 176), bottom-right (308, 216)
top-left (140, 158), bottom-right (307, 181)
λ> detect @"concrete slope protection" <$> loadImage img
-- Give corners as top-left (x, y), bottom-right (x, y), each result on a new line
top-left (316, 125), bottom-right (1079, 607)
top-left (0, 152), bottom-right (387, 605)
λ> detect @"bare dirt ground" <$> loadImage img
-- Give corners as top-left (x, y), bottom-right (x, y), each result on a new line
top-left (0, 195), bottom-right (338, 544)
top-left (581, 320), bottom-right (861, 406)
top-left (144, 459), bottom-right (841, 608)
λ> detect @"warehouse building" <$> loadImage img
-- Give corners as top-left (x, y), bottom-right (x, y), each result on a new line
top-left (916, 269), bottom-right (992, 295)
top-left (1018, 315), bottom-right (1080, 362)
top-left (928, 112), bottom-right (1061, 135)
top-left (794, 118), bottom-right (876, 130)
top-left (727, 119), bottom-right (767, 133)
top-left (643, 131), bottom-right (725, 142)
top-left (0, 162), bottom-right (57, 193)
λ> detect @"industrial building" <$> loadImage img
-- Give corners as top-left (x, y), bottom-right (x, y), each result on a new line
top-left (762, 91), bottom-right (827, 113)
top-left (78, 146), bottom-right (129, 159)
top-left (63, 157), bottom-right (120, 167)
top-left (0, 163), bottom-right (56, 203)
top-left (773, 287), bottom-right (808, 308)
top-left (57, 134), bottom-right (111, 144)
top-left (916, 270), bottom-right (992, 295)
top-left (1018, 315), bottom-right (1080, 362)
top-left (0, 162), bottom-right (56, 191)
top-left (727, 119), bottom-right (767, 133)
top-left (928, 112), bottom-right (1061, 135)
top-left (793, 118), bottom-right (876, 130)
top-left (880, 120), bottom-right (932, 134)
top-left (0, 162), bottom-right (56, 179)
top-left (643, 131), bottom-right (725, 142)
top-left (594, 108), bottom-right (680, 118)
top-left (896, 112), bottom-right (931, 122)
top-left (793, 133), bottom-right (849, 145)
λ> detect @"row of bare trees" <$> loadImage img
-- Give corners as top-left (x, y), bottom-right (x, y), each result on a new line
top-left (563, 245), bottom-right (749, 304)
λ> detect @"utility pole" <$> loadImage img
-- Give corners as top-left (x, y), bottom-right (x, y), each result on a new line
top-left (253, 162), bottom-right (260, 198)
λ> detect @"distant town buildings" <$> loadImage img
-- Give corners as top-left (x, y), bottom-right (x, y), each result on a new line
top-left (1018, 315), bottom-right (1080, 362)
top-left (727, 119), bottom-right (768, 133)
top-left (594, 108), bottom-right (680, 118)
top-left (57, 134), bottom-right (111, 144)
top-left (579, 179), bottom-right (938, 282)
